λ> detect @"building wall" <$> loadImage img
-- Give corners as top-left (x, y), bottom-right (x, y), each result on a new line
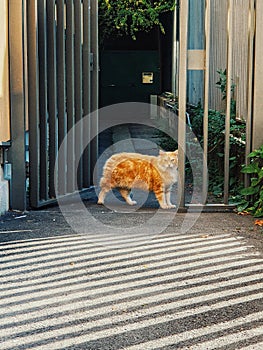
top-left (0, 0), bottom-right (10, 215)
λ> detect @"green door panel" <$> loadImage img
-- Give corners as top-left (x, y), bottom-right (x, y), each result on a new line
top-left (100, 50), bottom-right (161, 107)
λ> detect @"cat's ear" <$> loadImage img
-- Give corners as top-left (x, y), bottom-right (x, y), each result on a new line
top-left (174, 150), bottom-right (178, 155)
top-left (159, 150), bottom-right (165, 155)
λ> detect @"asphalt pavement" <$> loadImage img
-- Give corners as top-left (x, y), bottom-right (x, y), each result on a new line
top-left (0, 124), bottom-right (263, 349)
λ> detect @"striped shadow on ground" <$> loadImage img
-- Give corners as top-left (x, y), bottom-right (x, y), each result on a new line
top-left (0, 231), bottom-right (262, 349)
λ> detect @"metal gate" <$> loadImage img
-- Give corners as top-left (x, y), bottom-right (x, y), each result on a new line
top-left (10, 0), bottom-right (99, 209)
top-left (7, 0), bottom-right (259, 211)
top-left (174, 0), bottom-right (255, 210)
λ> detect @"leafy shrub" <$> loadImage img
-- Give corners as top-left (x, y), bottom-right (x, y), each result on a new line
top-left (99, 0), bottom-right (175, 42)
top-left (216, 69), bottom-right (236, 116)
top-left (237, 145), bottom-right (263, 217)
top-left (189, 104), bottom-right (246, 197)
top-left (156, 70), bottom-right (246, 200)
top-left (186, 69), bottom-right (245, 198)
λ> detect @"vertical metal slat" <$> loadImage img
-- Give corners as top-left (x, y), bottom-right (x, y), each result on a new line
top-left (252, 0), bottom-right (263, 150)
top-left (74, 0), bottom-right (83, 189)
top-left (8, 0), bottom-right (27, 210)
top-left (56, 0), bottom-right (67, 195)
top-left (90, 0), bottom-right (99, 184)
top-left (177, 0), bottom-right (189, 209)
top-left (27, 0), bottom-right (40, 208)
top-left (82, 0), bottom-right (91, 188)
top-left (224, 0), bottom-right (234, 204)
top-left (202, 0), bottom-right (211, 204)
top-left (65, 0), bottom-right (75, 193)
top-left (47, 0), bottom-right (58, 198)
top-left (245, 0), bottom-right (255, 188)
top-left (172, 5), bottom-right (178, 97)
top-left (38, 0), bottom-right (49, 201)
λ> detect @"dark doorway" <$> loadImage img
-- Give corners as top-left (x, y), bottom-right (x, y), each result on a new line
top-left (99, 14), bottom-right (173, 107)
top-left (100, 50), bottom-right (161, 107)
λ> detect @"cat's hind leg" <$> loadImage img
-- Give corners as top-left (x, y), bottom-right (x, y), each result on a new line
top-left (119, 188), bottom-right (137, 206)
top-left (97, 185), bottom-right (111, 205)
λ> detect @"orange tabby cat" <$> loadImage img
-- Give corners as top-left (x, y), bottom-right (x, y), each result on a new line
top-left (97, 150), bottom-right (178, 209)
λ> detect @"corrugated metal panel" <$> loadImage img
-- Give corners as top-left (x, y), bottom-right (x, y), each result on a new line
top-left (187, 0), bottom-right (251, 120)
top-left (209, 0), bottom-right (227, 112)
top-left (231, 0), bottom-right (250, 120)
top-left (209, 0), bottom-right (251, 119)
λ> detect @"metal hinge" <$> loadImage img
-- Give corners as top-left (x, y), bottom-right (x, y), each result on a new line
top-left (0, 141), bottom-right (11, 165)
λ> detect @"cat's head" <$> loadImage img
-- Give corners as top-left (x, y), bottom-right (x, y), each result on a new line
top-left (158, 150), bottom-right (178, 169)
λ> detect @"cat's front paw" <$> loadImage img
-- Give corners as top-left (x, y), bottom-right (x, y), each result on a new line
top-left (160, 203), bottom-right (176, 209)
top-left (127, 200), bottom-right (137, 206)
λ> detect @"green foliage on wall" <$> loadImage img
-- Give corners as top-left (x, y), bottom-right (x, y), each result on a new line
top-left (99, 0), bottom-right (175, 42)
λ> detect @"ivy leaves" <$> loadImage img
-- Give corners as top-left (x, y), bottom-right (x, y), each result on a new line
top-left (99, 0), bottom-right (175, 42)
top-left (237, 145), bottom-right (263, 217)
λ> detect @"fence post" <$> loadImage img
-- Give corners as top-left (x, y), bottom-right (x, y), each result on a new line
top-left (82, 0), bottom-right (91, 187)
top-left (74, 0), bottom-right (83, 190)
top-left (8, 0), bottom-right (27, 211)
top-left (38, 0), bottom-right (49, 201)
top-left (90, 0), bottom-right (99, 184)
top-left (65, 0), bottom-right (75, 193)
top-left (252, 0), bottom-right (263, 150)
top-left (56, 0), bottom-right (67, 195)
top-left (177, 0), bottom-right (189, 210)
top-left (203, 0), bottom-right (211, 204)
top-left (223, 0), bottom-right (234, 205)
top-left (47, 0), bottom-right (58, 198)
top-left (27, 0), bottom-right (40, 208)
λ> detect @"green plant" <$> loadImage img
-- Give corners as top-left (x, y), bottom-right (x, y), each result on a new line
top-left (237, 145), bottom-right (263, 217)
top-left (156, 69), bottom-right (245, 201)
top-left (185, 70), bottom-right (246, 199)
top-left (190, 104), bottom-right (246, 198)
top-left (99, 0), bottom-right (175, 42)
top-left (216, 69), bottom-right (236, 116)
